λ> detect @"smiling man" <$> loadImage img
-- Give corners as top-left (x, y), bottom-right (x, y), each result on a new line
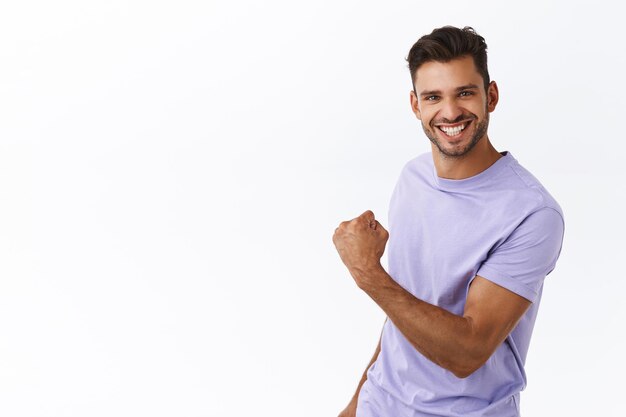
top-left (333, 26), bottom-right (565, 417)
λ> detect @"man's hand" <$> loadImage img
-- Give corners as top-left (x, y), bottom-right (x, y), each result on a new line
top-left (333, 210), bottom-right (389, 287)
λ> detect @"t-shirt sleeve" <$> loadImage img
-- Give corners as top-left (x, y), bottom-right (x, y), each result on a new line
top-left (476, 207), bottom-right (565, 303)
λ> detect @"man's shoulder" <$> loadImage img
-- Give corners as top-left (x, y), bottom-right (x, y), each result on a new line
top-left (498, 155), bottom-right (564, 220)
top-left (400, 151), bottom-right (433, 175)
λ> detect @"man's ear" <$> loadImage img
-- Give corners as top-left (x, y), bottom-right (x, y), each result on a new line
top-left (487, 81), bottom-right (499, 112)
top-left (410, 90), bottom-right (421, 120)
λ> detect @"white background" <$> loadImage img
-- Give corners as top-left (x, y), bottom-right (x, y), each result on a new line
top-left (1, 0), bottom-right (624, 416)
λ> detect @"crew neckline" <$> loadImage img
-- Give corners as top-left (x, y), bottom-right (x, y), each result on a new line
top-left (432, 151), bottom-right (513, 191)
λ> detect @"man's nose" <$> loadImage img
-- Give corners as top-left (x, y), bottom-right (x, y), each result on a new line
top-left (439, 98), bottom-right (464, 123)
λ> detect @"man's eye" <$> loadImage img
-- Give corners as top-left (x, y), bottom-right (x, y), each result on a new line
top-left (426, 96), bottom-right (439, 101)
top-left (459, 91), bottom-right (473, 97)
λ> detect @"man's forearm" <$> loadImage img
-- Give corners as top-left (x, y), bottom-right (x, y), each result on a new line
top-left (356, 267), bottom-right (481, 378)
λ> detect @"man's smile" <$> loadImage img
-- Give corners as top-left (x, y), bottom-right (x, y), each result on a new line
top-left (433, 119), bottom-right (474, 139)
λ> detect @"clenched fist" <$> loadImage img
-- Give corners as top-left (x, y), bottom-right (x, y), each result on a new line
top-left (333, 210), bottom-right (389, 288)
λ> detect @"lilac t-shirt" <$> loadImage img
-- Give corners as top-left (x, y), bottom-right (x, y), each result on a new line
top-left (358, 151), bottom-right (565, 417)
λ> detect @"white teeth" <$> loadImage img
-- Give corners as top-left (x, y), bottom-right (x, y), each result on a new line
top-left (439, 123), bottom-right (467, 136)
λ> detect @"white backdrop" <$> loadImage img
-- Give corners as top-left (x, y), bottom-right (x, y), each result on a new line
top-left (1, 0), bottom-right (624, 416)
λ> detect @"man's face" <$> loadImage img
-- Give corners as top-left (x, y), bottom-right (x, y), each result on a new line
top-left (410, 55), bottom-right (498, 158)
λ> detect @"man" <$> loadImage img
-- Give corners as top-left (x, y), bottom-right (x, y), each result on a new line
top-left (333, 26), bottom-right (564, 417)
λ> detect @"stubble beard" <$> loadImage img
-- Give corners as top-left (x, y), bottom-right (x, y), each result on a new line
top-left (422, 112), bottom-right (489, 159)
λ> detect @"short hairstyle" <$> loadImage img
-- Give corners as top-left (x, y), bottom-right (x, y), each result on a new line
top-left (406, 26), bottom-right (490, 92)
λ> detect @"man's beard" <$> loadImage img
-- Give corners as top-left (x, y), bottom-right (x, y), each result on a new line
top-left (422, 112), bottom-right (489, 158)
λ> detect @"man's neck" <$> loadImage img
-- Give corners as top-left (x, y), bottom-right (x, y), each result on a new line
top-left (432, 137), bottom-right (502, 180)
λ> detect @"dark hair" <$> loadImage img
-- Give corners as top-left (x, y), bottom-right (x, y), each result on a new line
top-left (406, 26), bottom-right (490, 92)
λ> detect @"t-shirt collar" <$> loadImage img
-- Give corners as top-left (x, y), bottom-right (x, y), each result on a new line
top-left (432, 151), bottom-right (513, 191)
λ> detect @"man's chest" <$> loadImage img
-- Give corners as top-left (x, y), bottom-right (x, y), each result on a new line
top-left (386, 186), bottom-right (506, 310)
